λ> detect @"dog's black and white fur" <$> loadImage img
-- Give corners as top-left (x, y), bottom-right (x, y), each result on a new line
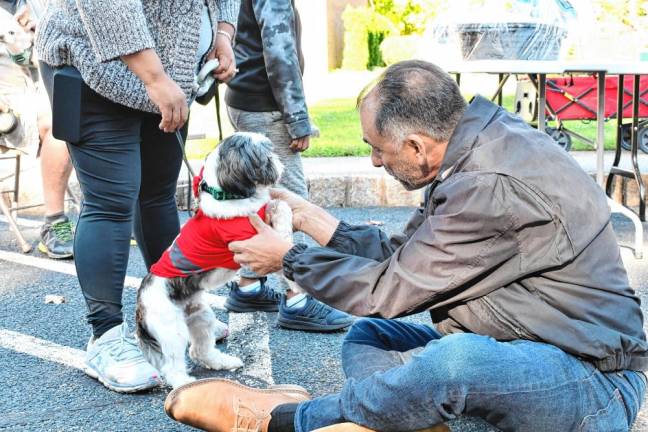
top-left (135, 132), bottom-right (299, 388)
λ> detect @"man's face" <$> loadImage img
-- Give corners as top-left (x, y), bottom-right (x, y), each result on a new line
top-left (360, 98), bottom-right (442, 191)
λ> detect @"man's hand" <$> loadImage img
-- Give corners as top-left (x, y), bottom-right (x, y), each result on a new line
top-left (209, 22), bottom-right (237, 82)
top-left (229, 214), bottom-right (294, 275)
top-left (290, 136), bottom-right (310, 152)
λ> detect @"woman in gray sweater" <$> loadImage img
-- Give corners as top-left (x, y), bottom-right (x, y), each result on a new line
top-left (35, 0), bottom-right (240, 393)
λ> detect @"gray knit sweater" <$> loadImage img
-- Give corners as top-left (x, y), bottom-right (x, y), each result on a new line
top-left (35, 0), bottom-right (240, 113)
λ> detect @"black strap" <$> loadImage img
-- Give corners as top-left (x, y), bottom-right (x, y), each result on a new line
top-left (215, 84), bottom-right (223, 141)
top-left (179, 83), bottom-right (224, 215)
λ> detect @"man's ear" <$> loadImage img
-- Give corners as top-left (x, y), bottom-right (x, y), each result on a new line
top-left (404, 133), bottom-right (427, 162)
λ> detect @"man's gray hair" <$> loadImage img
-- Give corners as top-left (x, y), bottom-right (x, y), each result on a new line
top-left (357, 60), bottom-right (467, 143)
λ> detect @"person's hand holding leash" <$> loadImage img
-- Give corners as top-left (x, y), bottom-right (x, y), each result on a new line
top-left (209, 22), bottom-right (237, 82)
top-left (229, 214), bottom-right (293, 274)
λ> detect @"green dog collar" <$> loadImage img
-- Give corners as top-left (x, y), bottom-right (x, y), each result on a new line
top-left (9, 48), bottom-right (32, 66)
top-left (200, 180), bottom-right (253, 201)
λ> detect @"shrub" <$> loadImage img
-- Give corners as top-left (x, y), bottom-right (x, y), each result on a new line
top-left (342, 5), bottom-right (395, 70)
top-left (341, 6), bottom-right (370, 70)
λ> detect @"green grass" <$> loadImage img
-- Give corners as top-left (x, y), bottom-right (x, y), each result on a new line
top-left (185, 95), bottom-right (617, 160)
top-left (304, 98), bottom-right (367, 157)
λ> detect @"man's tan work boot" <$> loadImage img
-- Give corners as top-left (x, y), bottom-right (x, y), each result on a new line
top-left (312, 423), bottom-right (450, 432)
top-left (164, 378), bottom-right (310, 432)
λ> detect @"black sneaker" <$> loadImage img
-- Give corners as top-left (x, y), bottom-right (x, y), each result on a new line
top-left (224, 278), bottom-right (282, 312)
top-left (38, 216), bottom-right (74, 259)
top-left (278, 296), bottom-right (354, 332)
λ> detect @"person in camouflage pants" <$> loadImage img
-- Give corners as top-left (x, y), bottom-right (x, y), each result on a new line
top-left (223, 0), bottom-right (354, 332)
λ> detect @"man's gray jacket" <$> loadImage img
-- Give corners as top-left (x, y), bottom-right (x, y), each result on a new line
top-left (284, 96), bottom-right (648, 372)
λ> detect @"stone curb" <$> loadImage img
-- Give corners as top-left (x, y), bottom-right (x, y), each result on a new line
top-left (176, 173), bottom-right (422, 209)
top-left (2, 154), bottom-right (647, 213)
top-left (175, 172), bottom-right (648, 210)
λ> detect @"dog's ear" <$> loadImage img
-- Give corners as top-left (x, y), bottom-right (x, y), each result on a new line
top-left (216, 133), bottom-right (280, 197)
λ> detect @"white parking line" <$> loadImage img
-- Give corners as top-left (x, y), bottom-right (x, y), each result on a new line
top-left (0, 329), bottom-right (85, 370)
top-left (0, 215), bottom-right (42, 228)
top-left (0, 249), bottom-right (142, 288)
top-left (227, 312), bottom-right (275, 385)
top-left (0, 248), bottom-right (273, 386)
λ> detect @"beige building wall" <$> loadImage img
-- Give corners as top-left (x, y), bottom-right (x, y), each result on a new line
top-left (327, 0), bottom-right (367, 70)
top-left (295, 0), bottom-right (329, 79)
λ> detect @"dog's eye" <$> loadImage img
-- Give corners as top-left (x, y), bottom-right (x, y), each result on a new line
top-left (8, 31), bottom-right (15, 35)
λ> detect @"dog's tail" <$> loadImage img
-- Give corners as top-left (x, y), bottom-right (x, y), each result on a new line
top-left (135, 275), bottom-right (163, 366)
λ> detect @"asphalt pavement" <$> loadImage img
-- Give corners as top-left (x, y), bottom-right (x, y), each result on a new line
top-left (0, 207), bottom-right (647, 432)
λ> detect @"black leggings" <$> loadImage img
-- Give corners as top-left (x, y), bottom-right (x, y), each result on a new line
top-left (40, 63), bottom-right (185, 337)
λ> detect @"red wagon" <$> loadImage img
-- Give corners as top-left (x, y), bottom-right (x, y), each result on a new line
top-left (542, 75), bottom-right (648, 152)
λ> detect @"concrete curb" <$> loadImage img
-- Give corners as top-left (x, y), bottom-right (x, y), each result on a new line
top-left (2, 152), bottom-right (647, 213)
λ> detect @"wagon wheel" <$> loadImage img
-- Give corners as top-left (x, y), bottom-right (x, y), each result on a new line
top-left (545, 126), bottom-right (572, 152)
top-left (620, 121), bottom-right (648, 153)
top-left (621, 123), bottom-right (632, 151)
top-left (638, 123), bottom-right (648, 154)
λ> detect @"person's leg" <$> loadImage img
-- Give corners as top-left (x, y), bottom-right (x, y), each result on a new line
top-left (225, 106), bottom-right (352, 330)
top-left (226, 106), bottom-right (306, 292)
top-left (295, 334), bottom-right (646, 432)
top-left (38, 129), bottom-right (72, 216)
top-left (53, 84), bottom-right (162, 392)
top-left (38, 62), bottom-right (143, 336)
top-left (68, 99), bottom-right (142, 337)
top-left (132, 115), bottom-right (184, 269)
top-left (341, 318), bottom-right (441, 381)
top-left (37, 116), bottom-right (74, 258)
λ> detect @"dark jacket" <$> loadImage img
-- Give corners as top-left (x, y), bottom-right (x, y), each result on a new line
top-left (225, 0), bottom-right (311, 139)
top-left (284, 96), bottom-right (648, 372)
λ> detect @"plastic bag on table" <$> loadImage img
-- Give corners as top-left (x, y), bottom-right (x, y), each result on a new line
top-left (426, 0), bottom-right (579, 61)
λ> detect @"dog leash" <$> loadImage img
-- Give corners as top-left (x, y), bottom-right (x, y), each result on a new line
top-left (175, 58), bottom-right (224, 214)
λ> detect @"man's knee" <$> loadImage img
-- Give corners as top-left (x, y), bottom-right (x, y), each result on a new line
top-left (424, 333), bottom-right (498, 384)
top-left (344, 318), bottom-right (386, 348)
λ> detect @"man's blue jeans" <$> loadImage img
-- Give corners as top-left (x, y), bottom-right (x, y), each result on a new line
top-left (295, 318), bottom-right (646, 432)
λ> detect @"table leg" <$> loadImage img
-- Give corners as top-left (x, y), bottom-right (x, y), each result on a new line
top-left (596, 72), bottom-right (606, 186)
top-left (538, 74), bottom-right (546, 133)
top-left (606, 75), bottom-right (624, 197)
top-left (631, 75), bottom-right (646, 221)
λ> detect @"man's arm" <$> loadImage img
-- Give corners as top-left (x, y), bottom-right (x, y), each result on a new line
top-left (252, 0), bottom-right (311, 140)
top-left (271, 188), bottom-right (426, 261)
top-left (284, 173), bottom-right (560, 318)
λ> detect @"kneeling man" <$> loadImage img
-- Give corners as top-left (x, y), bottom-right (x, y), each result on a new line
top-left (164, 60), bottom-right (647, 432)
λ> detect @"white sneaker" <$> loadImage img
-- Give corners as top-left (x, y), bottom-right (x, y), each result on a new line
top-left (84, 322), bottom-right (162, 393)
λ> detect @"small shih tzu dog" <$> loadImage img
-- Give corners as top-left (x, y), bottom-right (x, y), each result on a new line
top-left (135, 132), bottom-right (298, 388)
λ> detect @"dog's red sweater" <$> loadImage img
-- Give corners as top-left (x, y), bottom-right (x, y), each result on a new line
top-left (150, 205), bottom-right (267, 278)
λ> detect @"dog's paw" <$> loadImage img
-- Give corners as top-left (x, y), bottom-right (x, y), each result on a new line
top-left (166, 373), bottom-right (196, 389)
top-left (199, 352), bottom-right (243, 371)
top-left (214, 321), bottom-right (229, 342)
top-left (222, 354), bottom-right (244, 371)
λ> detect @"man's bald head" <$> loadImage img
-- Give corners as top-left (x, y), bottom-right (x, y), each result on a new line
top-left (357, 60), bottom-right (467, 144)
